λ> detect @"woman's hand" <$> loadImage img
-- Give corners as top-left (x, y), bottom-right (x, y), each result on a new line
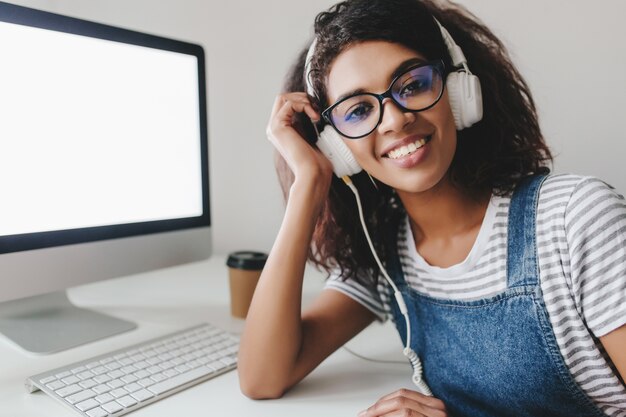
top-left (266, 92), bottom-right (333, 183)
top-left (358, 389), bottom-right (448, 417)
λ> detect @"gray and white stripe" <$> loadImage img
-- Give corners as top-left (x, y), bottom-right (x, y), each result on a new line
top-left (325, 174), bottom-right (626, 415)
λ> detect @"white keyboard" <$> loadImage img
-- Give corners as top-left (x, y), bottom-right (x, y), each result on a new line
top-left (26, 323), bottom-right (239, 417)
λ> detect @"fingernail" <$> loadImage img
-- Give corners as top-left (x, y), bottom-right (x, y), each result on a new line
top-left (357, 411), bottom-right (366, 417)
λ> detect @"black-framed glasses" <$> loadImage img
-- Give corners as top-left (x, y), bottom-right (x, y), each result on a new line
top-left (321, 60), bottom-right (446, 139)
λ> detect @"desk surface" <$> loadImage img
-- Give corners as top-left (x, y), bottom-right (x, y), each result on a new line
top-left (0, 256), bottom-right (412, 417)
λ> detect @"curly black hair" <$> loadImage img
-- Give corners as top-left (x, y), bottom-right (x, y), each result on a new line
top-left (275, 0), bottom-right (552, 288)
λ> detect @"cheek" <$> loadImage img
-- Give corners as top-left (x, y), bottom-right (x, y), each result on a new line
top-left (439, 92), bottom-right (458, 134)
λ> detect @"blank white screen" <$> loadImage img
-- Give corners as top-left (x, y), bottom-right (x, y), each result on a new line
top-left (0, 21), bottom-right (203, 237)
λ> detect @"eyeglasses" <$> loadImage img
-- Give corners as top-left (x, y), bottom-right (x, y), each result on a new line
top-left (321, 60), bottom-right (446, 139)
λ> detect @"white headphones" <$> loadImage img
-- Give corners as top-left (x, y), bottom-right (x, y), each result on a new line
top-left (304, 17), bottom-right (483, 178)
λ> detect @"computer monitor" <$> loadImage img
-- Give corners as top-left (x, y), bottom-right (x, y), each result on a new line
top-left (0, 1), bottom-right (211, 354)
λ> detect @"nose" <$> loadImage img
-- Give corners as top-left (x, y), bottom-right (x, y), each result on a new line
top-left (377, 98), bottom-right (415, 135)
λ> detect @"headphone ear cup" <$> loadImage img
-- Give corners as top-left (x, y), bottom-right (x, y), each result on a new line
top-left (446, 70), bottom-right (483, 130)
top-left (316, 126), bottom-right (362, 178)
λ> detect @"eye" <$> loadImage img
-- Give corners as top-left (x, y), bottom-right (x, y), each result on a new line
top-left (343, 101), bottom-right (374, 123)
top-left (399, 76), bottom-right (432, 98)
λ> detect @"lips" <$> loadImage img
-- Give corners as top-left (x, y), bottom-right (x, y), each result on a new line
top-left (382, 135), bottom-right (432, 159)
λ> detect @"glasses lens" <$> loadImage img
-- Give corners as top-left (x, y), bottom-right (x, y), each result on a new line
top-left (392, 64), bottom-right (443, 111)
top-left (330, 94), bottom-right (380, 138)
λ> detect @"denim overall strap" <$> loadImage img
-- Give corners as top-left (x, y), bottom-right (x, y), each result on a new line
top-left (506, 174), bottom-right (547, 289)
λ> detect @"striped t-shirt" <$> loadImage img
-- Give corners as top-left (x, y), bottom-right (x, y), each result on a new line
top-left (326, 174), bottom-right (626, 416)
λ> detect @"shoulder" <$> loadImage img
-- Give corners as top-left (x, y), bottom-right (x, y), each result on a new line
top-left (537, 173), bottom-right (624, 220)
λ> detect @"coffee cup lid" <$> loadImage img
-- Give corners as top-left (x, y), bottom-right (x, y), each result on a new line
top-left (226, 251), bottom-right (268, 270)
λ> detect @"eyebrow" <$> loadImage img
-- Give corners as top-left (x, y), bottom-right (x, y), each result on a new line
top-left (334, 57), bottom-right (428, 103)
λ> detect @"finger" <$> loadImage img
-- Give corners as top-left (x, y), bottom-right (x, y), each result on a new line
top-left (273, 99), bottom-right (319, 128)
top-left (359, 390), bottom-right (447, 417)
top-left (271, 93), bottom-right (320, 122)
top-left (377, 389), bottom-right (446, 411)
top-left (360, 398), bottom-right (447, 417)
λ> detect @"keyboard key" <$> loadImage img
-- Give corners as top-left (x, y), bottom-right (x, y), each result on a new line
top-left (125, 382), bottom-right (142, 393)
top-left (95, 392), bottom-right (115, 404)
top-left (105, 362), bottom-right (122, 371)
top-left (76, 398), bottom-right (100, 412)
top-left (220, 356), bottom-right (237, 366)
top-left (119, 357), bottom-right (133, 366)
top-left (148, 366), bottom-right (215, 395)
top-left (134, 370), bottom-right (150, 379)
top-left (150, 373), bottom-right (167, 382)
top-left (72, 366), bottom-right (87, 374)
top-left (55, 371), bottom-right (72, 379)
top-left (107, 379), bottom-right (124, 389)
top-left (137, 378), bottom-right (155, 388)
top-left (121, 365), bottom-right (138, 374)
top-left (110, 388), bottom-right (128, 398)
top-left (40, 376), bottom-right (57, 384)
top-left (93, 374), bottom-right (112, 384)
top-left (121, 374), bottom-right (138, 384)
top-left (86, 407), bottom-right (109, 417)
top-left (91, 366), bottom-right (108, 376)
top-left (61, 375), bottom-right (80, 385)
top-left (66, 389), bottom-right (96, 405)
top-left (77, 370), bottom-right (95, 380)
top-left (93, 384), bottom-right (112, 395)
top-left (162, 369), bottom-right (179, 378)
top-left (146, 365), bottom-right (162, 375)
top-left (56, 384), bottom-right (82, 398)
top-left (174, 364), bottom-right (191, 373)
top-left (46, 380), bottom-right (66, 391)
top-left (207, 360), bottom-right (227, 371)
top-left (131, 388), bottom-right (155, 402)
top-left (117, 395), bottom-right (138, 408)
top-left (159, 360), bottom-right (176, 370)
top-left (101, 400), bottom-right (124, 414)
top-left (107, 370), bottom-right (124, 380)
top-left (79, 379), bottom-right (98, 389)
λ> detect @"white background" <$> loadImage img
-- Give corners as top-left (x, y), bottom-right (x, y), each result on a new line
top-left (4, 0), bottom-right (626, 256)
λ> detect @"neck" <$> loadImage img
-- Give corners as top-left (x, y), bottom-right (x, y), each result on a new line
top-left (396, 178), bottom-right (491, 243)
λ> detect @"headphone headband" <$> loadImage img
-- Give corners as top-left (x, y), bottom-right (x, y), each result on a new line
top-left (304, 17), bottom-right (470, 98)
top-left (304, 37), bottom-right (318, 97)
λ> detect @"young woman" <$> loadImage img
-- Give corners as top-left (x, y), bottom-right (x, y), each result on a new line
top-left (238, 0), bottom-right (626, 416)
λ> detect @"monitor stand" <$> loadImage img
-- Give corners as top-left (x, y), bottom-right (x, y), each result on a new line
top-left (0, 291), bottom-right (136, 354)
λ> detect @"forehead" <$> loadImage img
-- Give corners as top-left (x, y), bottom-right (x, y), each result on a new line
top-left (326, 40), bottom-right (426, 103)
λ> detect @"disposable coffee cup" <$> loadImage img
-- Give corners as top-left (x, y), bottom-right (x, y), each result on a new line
top-left (226, 251), bottom-right (268, 319)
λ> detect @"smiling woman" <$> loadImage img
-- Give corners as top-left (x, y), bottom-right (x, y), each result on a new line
top-left (237, 0), bottom-right (626, 416)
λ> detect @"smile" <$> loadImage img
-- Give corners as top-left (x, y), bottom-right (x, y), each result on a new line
top-left (384, 136), bottom-right (432, 159)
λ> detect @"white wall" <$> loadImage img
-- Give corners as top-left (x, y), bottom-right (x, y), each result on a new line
top-left (5, 0), bottom-right (626, 256)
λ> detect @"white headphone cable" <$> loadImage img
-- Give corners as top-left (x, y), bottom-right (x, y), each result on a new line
top-left (341, 175), bottom-right (432, 396)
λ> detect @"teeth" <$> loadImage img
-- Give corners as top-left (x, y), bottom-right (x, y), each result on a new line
top-left (387, 137), bottom-right (428, 159)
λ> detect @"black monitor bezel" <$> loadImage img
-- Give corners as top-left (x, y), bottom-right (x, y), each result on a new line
top-left (0, 1), bottom-right (210, 255)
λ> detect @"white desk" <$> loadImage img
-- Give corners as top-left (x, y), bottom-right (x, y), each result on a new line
top-left (0, 256), bottom-right (412, 417)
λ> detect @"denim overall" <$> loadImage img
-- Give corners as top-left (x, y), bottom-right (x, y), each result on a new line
top-left (386, 175), bottom-right (608, 417)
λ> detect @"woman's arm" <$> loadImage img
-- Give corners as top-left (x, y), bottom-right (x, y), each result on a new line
top-left (237, 93), bottom-right (375, 399)
top-left (237, 180), bottom-right (375, 398)
top-left (600, 324), bottom-right (626, 382)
